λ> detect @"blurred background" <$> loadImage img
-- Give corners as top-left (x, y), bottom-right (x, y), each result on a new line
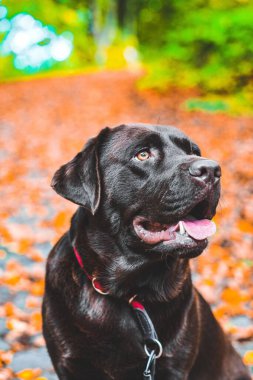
top-left (1, 0), bottom-right (253, 111)
top-left (0, 1), bottom-right (253, 379)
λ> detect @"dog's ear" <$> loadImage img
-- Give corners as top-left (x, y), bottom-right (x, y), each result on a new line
top-left (51, 127), bottom-right (110, 215)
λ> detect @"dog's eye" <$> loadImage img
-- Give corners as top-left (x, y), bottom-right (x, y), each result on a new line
top-left (135, 150), bottom-right (151, 161)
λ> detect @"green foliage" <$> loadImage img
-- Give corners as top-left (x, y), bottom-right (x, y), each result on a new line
top-left (242, 259), bottom-right (253, 268)
top-left (1, 0), bottom-right (253, 113)
top-left (138, 0), bottom-right (253, 99)
top-left (186, 99), bottom-right (229, 113)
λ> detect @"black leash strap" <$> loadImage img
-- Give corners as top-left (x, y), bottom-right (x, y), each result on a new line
top-left (130, 300), bottom-right (163, 380)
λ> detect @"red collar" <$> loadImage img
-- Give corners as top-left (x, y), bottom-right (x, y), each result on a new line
top-left (73, 246), bottom-right (144, 310)
top-left (73, 246), bottom-right (108, 295)
top-left (73, 245), bottom-right (163, 369)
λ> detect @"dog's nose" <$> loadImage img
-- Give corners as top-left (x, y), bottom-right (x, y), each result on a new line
top-left (189, 159), bottom-right (221, 184)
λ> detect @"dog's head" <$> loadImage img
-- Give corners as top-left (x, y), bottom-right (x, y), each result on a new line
top-left (52, 124), bottom-right (221, 259)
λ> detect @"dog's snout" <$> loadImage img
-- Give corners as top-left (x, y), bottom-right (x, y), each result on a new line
top-left (189, 159), bottom-right (221, 184)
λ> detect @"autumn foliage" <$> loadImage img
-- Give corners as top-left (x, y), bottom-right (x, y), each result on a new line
top-left (0, 70), bottom-right (252, 378)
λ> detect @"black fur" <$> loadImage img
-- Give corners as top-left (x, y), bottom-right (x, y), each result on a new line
top-left (43, 124), bottom-right (250, 380)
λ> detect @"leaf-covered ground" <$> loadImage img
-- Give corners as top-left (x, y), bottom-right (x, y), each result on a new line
top-left (0, 70), bottom-right (253, 379)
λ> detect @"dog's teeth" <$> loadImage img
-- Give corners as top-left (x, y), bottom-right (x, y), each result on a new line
top-left (179, 221), bottom-right (186, 235)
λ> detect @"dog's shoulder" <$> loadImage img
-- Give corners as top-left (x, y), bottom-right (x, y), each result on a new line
top-left (46, 232), bottom-right (75, 289)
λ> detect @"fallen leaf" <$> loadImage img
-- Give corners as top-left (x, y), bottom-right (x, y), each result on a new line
top-left (243, 351), bottom-right (253, 366)
top-left (16, 368), bottom-right (42, 380)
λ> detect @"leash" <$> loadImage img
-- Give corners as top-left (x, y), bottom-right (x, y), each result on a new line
top-left (129, 297), bottom-right (163, 379)
top-left (73, 246), bottom-right (163, 380)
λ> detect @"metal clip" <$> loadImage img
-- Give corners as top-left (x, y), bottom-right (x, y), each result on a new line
top-left (143, 371), bottom-right (152, 380)
top-left (91, 277), bottom-right (109, 295)
top-left (144, 338), bottom-right (163, 359)
top-left (143, 350), bottom-right (156, 380)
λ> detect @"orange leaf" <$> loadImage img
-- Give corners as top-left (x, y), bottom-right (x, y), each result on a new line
top-left (30, 312), bottom-right (42, 331)
top-left (5, 274), bottom-right (21, 286)
top-left (30, 280), bottom-right (45, 297)
top-left (4, 302), bottom-right (15, 317)
top-left (213, 305), bottom-right (229, 319)
top-left (0, 226), bottom-right (12, 242)
top-left (243, 351), bottom-right (253, 366)
top-left (237, 220), bottom-right (253, 234)
top-left (221, 288), bottom-right (249, 306)
top-left (53, 211), bottom-right (69, 229)
top-left (202, 278), bottom-right (215, 287)
top-left (28, 251), bottom-right (44, 262)
top-left (18, 238), bottom-right (33, 254)
top-left (16, 368), bottom-right (42, 380)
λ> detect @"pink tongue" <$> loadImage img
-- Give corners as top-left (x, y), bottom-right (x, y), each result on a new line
top-left (182, 219), bottom-right (216, 240)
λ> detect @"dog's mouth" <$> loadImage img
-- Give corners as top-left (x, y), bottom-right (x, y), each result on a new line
top-left (133, 200), bottom-right (216, 246)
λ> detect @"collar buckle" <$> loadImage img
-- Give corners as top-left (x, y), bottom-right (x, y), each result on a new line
top-left (92, 277), bottom-right (109, 295)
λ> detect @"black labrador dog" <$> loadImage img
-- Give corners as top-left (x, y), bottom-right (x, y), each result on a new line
top-left (42, 124), bottom-right (250, 380)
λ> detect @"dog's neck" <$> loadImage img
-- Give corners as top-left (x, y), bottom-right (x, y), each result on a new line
top-left (70, 208), bottom-right (193, 304)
